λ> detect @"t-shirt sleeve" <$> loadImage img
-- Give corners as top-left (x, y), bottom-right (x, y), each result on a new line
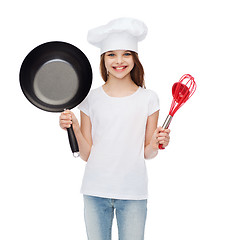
top-left (78, 95), bottom-right (90, 116)
top-left (148, 90), bottom-right (160, 116)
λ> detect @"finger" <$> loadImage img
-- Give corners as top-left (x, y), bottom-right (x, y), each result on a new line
top-left (62, 109), bottom-right (72, 117)
top-left (60, 112), bottom-right (72, 120)
top-left (69, 111), bottom-right (78, 123)
top-left (60, 118), bottom-right (72, 125)
top-left (60, 122), bottom-right (72, 129)
top-left (157, 132), bottom-right (166, 137)
top-left (158, 127), bottom-right (170, 133)
top-left (158, 139), bottom-right (168, 146)
top-left (159, 135), bottom-right (170, 145)
top-left (157, 134), bottom-right (170, 142)
top-left (159, 137), bottom-right (170, 144)
top-left (60, 119), bottom-right (72, 124)
top-left (162, 140), bottom-right (169, 147)
top-left (154, 126), bottom-right (163, 135)
top-left (164, 129), bottom-right (171, 134)
top-left (157, 138), bottom-right (165, 144)
top-left (159, 136), bottom-right (169, 143)
top-left (157, 132), bottom-right (169, 139)
top-left (64, 109), bottom-right (71, 113)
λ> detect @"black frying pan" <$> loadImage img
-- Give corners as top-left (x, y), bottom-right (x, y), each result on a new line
top-left (20, 41), bottom-right (92, 157)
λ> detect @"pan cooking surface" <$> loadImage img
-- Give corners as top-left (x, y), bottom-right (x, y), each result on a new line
top-left (34, 59), bottom-right (79, 105)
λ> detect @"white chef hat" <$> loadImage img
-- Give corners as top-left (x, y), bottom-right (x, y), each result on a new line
top-left (87, 18), bottom-right (148, 54)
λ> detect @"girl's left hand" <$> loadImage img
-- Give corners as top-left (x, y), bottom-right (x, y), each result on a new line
top-left (151, 126), bottom-right (171, 149)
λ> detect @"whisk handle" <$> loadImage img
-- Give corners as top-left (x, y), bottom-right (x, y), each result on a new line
top-left (159, 144), bottom-right (165, 149)
top-left (159, 115), bottom-right (173, 150)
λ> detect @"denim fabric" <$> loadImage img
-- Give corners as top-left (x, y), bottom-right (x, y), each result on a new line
top-left (83, 195), bottom-right (147, 240)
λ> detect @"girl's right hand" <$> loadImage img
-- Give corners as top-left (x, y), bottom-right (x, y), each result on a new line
top-left (59, 110), bottom-right (80, 131)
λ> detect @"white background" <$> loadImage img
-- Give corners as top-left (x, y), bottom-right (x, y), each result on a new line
top-left (1, 0), bottom-right (231, 239)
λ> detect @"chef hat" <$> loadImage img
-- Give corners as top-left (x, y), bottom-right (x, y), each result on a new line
top-left (87, 18), bottom-right (148, 54)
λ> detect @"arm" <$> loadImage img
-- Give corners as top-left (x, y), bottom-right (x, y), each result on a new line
top-left (59, 110), bottom-right (92, 161)
top-left (74, 111), bottom-right (92, 161)
top-left (144, 111), bottom-right (159, 159)
top-left (144, 111), bottom-right (171, 159)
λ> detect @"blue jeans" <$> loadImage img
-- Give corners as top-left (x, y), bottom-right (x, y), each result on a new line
top-left (83, 195), bottom-right (147, 240)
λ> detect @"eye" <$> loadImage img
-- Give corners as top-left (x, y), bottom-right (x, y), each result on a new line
top-left (107, 53), bottom-right (115, 57)
top-left (124, 52), bottom-right (132, 56)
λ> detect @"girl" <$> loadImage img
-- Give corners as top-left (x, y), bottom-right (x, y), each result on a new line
top-left (59, 18), bottom-right (170, 240)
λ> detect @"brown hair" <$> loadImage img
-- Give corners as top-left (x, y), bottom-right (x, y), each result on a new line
top-left (100, 51), bottom-right (146, 88)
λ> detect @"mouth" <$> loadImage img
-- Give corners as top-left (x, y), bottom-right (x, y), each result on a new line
top-left (112, 66), bottom-right (127, 71)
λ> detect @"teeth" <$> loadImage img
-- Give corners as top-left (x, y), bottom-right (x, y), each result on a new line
top-left (114, 66), bottom-right (125, 70)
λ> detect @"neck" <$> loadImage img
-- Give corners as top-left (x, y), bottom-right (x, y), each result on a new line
top-left (105, 74), bottom-right (136, 90)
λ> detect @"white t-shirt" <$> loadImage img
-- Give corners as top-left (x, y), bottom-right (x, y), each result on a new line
top-left (78, 85), bottom-right (159, 200)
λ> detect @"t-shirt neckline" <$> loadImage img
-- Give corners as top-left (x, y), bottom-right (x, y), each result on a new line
top-left (100, 85), bottom-right (141, 99)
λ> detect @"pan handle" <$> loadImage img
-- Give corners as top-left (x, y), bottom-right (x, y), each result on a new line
top-left (67, 125), bottom-right (79, 157)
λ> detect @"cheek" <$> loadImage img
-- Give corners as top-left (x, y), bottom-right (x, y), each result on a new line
top-left (104, 59), bottom-right (113, 69)
top-left (128, 61), bottom-right (135, 71)
top-left (128, 57), bottom-right (134, 67)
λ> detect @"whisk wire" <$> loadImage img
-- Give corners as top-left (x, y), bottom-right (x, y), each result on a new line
top-left (169, 74), bottom-right (196, 116)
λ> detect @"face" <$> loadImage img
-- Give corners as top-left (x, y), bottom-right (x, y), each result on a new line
top-left (104, 50), bottom-right (135, 80)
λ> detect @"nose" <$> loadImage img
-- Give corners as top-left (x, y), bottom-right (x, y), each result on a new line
top-left (116, 55), bottom-right (123, 64)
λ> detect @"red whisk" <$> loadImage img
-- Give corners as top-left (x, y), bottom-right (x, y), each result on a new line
top-left (159, 74), bottom-right (197, 149)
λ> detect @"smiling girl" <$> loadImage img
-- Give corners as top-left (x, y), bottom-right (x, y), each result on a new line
top-left (59, 18), bottom-right (170, 240)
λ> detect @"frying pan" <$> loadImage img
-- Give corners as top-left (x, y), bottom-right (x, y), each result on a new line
top-left (20, 41), bottom-right (92, 157)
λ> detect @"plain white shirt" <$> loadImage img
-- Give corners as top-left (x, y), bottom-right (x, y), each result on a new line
top-left (78, 85), bottom-right (159, 200)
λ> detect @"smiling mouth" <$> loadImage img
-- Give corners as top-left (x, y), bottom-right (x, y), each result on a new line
top-left (113, 66), bottom-right (127, 71)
